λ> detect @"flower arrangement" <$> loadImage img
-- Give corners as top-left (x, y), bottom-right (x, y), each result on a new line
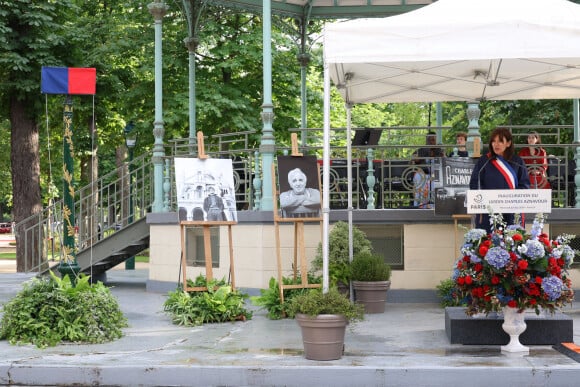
top-left (453, 213), bottom-right (576, 316)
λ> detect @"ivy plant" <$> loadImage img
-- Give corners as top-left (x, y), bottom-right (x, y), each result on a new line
top-left (0, 271), bottom-right (128, 348)
top-left (163, 275), bottom-right (252, 326)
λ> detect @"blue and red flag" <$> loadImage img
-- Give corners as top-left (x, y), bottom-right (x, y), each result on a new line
top-left (41, 67), bottom-right (96, 95)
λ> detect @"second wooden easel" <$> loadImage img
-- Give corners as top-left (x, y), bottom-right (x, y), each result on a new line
top-left (272, 133), bottom-right (322, 303)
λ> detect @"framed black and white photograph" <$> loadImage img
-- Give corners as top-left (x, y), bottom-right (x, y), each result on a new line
top-left (174, 158), bottom-right (237, 222)
top-left (277, 155), bottom-right (321, 219)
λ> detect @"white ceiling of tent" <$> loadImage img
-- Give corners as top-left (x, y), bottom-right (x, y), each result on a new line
top-left (324, 0), bottom-right (580, 103)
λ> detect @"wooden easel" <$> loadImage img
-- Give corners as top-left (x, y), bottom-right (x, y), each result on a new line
top-left (179, 130), bottom-right (237, 292)
top-left (180, 220), bottom-right (236, 292)
top-left (273, 133), bottom-right (322, 303)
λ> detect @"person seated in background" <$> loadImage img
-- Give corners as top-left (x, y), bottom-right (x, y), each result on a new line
top-left (412, 132), bottom-right (444, 208)
top-left (448, 132), bottom-right (469, 157)
top-left (518, 131), bottom-right (550, 189)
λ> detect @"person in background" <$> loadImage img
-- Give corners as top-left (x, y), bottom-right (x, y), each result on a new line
top-left (518, 131), bottom-right (550, 189)
top-left (412, 132), bottom-right (444, 208)
top-left (448, 132), bottom-right (469, 157)
top-left (469, 127), bottom-right (530, 232)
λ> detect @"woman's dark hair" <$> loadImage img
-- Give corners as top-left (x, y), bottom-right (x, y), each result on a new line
top-left (488, 127), bottom-right (515, 160)
top-left (528, 131), bottom-right (542, 145)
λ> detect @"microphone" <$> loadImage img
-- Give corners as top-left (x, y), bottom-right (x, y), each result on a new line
top-left (477, 155), bottom-right (496, 190)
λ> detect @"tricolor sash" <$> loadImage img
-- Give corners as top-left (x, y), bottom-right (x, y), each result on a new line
top-left (491, 156), bottom-right (518, 189)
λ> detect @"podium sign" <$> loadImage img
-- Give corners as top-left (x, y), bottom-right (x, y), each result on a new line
top-left (466, 189), bottom-right (552, 214)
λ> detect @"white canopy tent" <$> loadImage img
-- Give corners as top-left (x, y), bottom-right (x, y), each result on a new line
top-left (320, 0), bottom-right (580, 291)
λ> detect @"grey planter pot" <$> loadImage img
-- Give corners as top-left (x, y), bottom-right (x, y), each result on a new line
top-left (295, 313), bottom-right (348, 360)
top-left (352, 280), bottom-right (391, 314)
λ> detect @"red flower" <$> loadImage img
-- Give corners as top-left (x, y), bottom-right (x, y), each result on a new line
top-left (507, 300), bottom-right (517, 308)
top-left (529, 299), bottom-right (537, 306)
top-left (474, 263), bottom-right (483, 272)
top-left (535, 276), bottom-right (543, 284)
top-left (512, 234), bottom-right (523, 241)
top-left (457, 277), bottom-right (465, 285)
top-left (465, 276), bottom-right (473, 285)
top-left (479, 245), bottom-right (488, 256)
top-left (517, 260), bottom-right (528, 270)
top-left (491, 275), bottom-right (500, 285)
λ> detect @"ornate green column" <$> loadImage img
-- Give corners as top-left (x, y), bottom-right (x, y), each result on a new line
top-left (259, 0), bottom-right (275, 211)
top-left (149, 0), bottom-right (169, 213)
top-left (58, 96), bottom-right (80, 279)
top-left (466, 103), bottom-right (482, 157)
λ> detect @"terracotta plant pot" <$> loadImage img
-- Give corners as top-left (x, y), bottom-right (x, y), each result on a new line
top-left (352, 280), bottom-right (391, 314)
top-left (295, 313), bottom-right (348, 360)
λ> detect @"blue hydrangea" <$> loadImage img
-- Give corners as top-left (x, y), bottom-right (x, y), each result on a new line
top-left (552, 245), bottom-right (575, 265)
top-left (469, 253), bottom-right (482, 263)
top-left (485, 246), bottom-right (510, 269)
top-left (520, 239), bottom-right (545, 260)
top-left (530, 214), bottom-right (545, 240)
top-left (464, 229), bottom-right (487, 243)
top-left (452, 267), bottom-right (460, 280)
top-left (506, 224), bottom-right (524, 231)
top-left (541, 276), bottom-right (565, 301)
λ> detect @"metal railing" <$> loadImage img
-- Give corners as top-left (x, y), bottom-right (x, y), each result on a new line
top-left (17, 153), bottom-right (153, 272)
top-left (16, 126), bottom-right (580, 272)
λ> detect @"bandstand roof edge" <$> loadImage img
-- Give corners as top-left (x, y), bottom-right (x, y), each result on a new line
top-left (207, 0), bottom-right (436, 19)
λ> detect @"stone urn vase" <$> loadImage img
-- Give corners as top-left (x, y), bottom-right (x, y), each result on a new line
top-left (295, 314), bottom-right (348, 361)
top-left (352, 280), bottom-right (391, 314)
top-left (501, 306), bottom-right (529, 353)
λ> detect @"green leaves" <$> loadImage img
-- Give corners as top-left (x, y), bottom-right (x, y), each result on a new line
top-left (163, 275), bottom-right (252, 327)
top-left (0, 271), bottom-right (127, 348)
top-left (251, 275), bottom-right (321, 320)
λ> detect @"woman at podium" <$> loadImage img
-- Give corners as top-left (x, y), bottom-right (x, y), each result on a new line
top-left (469, 127), bottom-right (530, 232)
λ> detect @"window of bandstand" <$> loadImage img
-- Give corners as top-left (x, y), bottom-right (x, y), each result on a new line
top-left (185, 227), bottom-right (220, 268)
top-left (549, 223), bottom-right (580, 268)
top-left (358, 224), bottom-right (404, 270)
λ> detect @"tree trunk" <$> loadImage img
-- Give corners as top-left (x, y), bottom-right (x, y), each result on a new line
top-left (10, 96), bottom-right (42, 272)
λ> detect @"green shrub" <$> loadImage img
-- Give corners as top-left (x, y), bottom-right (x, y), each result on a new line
top-left (287, 288), bottom-right (364, 323)
top-left (436, 278), bottom-right (468, 308)
top-left (310, 221), bottom-right (373, 287)
top-left (351, 251), bottom-right (391, 281)
top-left (0, 271), bottom-right (128, 348)
top-left (251, 275), bottom-right (322, 319)
top-left (163, 275), bottom-right (252, 326)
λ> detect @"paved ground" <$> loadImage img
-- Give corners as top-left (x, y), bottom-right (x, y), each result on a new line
top-left (0, 267), bottom-right (580, 386)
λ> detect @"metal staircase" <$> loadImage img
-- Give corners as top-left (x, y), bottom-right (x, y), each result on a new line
top-left (17, 153), bottom-right (153, 275)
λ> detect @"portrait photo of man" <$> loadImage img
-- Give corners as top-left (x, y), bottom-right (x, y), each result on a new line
top-left (277, 155), bottom-right (321, 219)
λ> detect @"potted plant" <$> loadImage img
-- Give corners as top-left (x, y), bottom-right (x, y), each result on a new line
top-left (351, 251), bottom-right (392, 313)
top-left (453, 213), bottom-right (575, 352)
top-left (310, 221), bottom-right (373, 293)
top-left (287, 288), bottom-right (364, 361)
